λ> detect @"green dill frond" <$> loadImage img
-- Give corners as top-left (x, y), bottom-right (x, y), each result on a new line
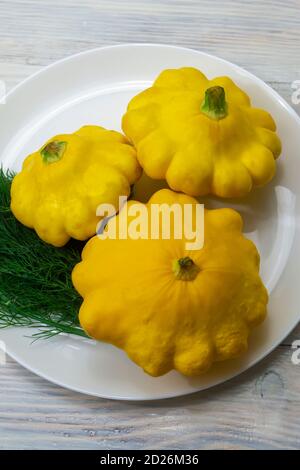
top-left (0, 167), bottom-right (88, 339)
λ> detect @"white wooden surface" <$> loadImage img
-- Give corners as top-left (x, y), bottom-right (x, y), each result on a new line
top-left (0, 0), bottom-right (300, 450)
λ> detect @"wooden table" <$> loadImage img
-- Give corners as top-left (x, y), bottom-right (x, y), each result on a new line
top-left (0, 0), bottom-right (300, 450)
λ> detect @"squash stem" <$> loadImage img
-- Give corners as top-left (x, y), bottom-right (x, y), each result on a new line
top-left (200, 86), bottom-right (228, 120)
top-left (41, 141), bottom-right (67, 164)
top-left (172, 256), bottom-right (200, 281)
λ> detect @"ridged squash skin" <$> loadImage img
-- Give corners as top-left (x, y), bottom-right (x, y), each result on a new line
top-left (11, 125), bottom-right (142, 247)
top-left (72, 189), bottom-right (268, 377)
top-left (122, 67), bottom-right (281, 198)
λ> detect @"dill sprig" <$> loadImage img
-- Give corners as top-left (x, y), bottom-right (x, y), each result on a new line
top-left (0, 167), bottom-right (87, 339)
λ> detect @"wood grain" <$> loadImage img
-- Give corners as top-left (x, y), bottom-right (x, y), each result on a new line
top-left (1, 347), bottom-right (300, 450)
top-left (0, 0), bottom-right (300, 450)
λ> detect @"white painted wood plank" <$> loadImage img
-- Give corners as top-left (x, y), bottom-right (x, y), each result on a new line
top-left (1, 347), bottom-right (300, 450)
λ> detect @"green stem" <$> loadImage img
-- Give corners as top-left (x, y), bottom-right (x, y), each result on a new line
top-left (41, 141), bottom-right (67, 164)
top-left (201, 86), bottom-right (228, 120)
top-left (172, 256), bottom-right (200, 281)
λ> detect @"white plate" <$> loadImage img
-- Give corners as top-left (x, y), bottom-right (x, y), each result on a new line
top-left (0, 44), bottom-right (299, 401)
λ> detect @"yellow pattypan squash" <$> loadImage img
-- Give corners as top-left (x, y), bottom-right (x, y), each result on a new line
top-left (11, 125), bottom-right (142, 247)
top-left (72, 189), bottom-right (268, 377)
top-left (122, 67), bottom-right (282, 198)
